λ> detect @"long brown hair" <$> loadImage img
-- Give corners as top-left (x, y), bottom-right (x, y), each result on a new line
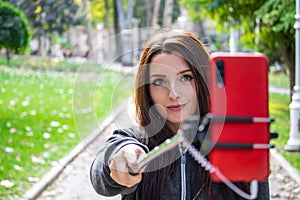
top-left (132, 29), bottom-right (249, 199)
top-left (134, 29), bottom-right (210, 147)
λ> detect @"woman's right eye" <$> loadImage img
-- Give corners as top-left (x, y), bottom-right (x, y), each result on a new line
top-left (152, 78), bottom-right (166, 86)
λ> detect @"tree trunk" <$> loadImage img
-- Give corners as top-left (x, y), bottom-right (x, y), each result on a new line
top-left (114, 0), bottom-right (122, 62)
top-left (163, 0), bottom-right (174, 27)
top-left (85, 21), bottom-right (93, 52)
top-left (115, 0), bottom-right (126, 30)
top-left (104, 0), bottom-right (110, 30)
top-left (48, 33), bottom-right (53, 56)
top-left (194, 20), bottom-right (206, 38)
top-left (152, 0), bottom-right (161, 27)
top-left (125, 0), bottom-right (133, 29)
top-left (5, 48), bottom-right (10, 64)
top-left (83, 0), bottom-right (94, 60)
top-left (38, 36), bottom-right (42, 56)
top-left (146, 0), bottom-right (152, 27)
top-left (104, 0), bottom-right (111, 60)
top-left (281, 46), bottom-right (294, 98)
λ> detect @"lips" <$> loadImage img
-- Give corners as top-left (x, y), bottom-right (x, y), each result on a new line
top-left (167, 104), bottom-right (186, 111)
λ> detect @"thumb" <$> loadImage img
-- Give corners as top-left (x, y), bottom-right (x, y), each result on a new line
top-left (123, 148), bottom-right (138, 164)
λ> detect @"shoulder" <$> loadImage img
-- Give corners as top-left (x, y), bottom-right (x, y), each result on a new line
top-left (113, 126), bottom-right (148, 142)
top-left (109, 127), bottom-right (149, 153)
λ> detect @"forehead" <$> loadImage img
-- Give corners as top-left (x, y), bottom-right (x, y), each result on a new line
top-left (149, 52), bottom-right (190, 75)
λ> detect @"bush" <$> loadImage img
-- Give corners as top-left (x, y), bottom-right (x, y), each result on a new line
top-left (0, 2), bottom-right (30, 63)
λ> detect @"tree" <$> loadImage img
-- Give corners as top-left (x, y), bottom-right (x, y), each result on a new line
top-left (152, 0), bottom-right (161, 26)
top-left (0, 1), bottom-right (30, 63)
top-left (255, 0), bottom-right (295, 93)
top-left (158, 0), bottom-right (180, 27)
top-left (6, 0), bottom-right (83, 55)
top-left (182, 0), bottom-right (295, 93)
top-left (88, 0), bottom-right (106, 26)
top-left (163, 0), bottom-right (174, 27)
top-left (115, 0), bottom-right (134, 30)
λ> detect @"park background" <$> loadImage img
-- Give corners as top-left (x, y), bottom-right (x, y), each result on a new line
top-left (0, 0), bottom-right (298, 199)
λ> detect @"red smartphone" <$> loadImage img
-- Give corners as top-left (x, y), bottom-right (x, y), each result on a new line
top-left (208, 52), bottom-right (271, 182)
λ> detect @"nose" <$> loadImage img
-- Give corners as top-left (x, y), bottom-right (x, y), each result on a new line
top-left (168, 87), bottom-right (180, 100)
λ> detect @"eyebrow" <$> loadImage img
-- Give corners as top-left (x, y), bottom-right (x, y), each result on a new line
top-left (150, 69), bottom-right (192, 78)
top-left (177, 69), bottom-right (192, 75)
top-left (150, 74), bottom-right (166, 78)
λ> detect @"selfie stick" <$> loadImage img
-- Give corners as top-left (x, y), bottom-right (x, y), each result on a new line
top-left (128, 116), bottom-right (199, 175)
top-left (129, 115), bottom-right (259, 199)
top-left (128, 134), bottom-right (184, 175)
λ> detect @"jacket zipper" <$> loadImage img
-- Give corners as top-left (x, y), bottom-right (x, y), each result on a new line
top-left (180, 146), bottom-right (186, 200)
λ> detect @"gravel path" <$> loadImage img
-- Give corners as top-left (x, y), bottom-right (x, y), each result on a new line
top-left (269, 152), bottom-right (300, 199)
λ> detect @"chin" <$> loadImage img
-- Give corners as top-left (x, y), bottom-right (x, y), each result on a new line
top-left (168, 116), bottom-right (187, 124)
top-left (167, 111), bottom-right (195, 123)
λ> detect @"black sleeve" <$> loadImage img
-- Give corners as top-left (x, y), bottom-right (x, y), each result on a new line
top-left (256, 181), bottom-right (270, 200)
top-left (90, 128), bottom-right (149, 197)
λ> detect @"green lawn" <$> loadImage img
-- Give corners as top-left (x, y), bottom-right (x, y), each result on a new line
top-left (269, 92), bottom-right (300, 173)
top-left (0, 62), bottom-right (134, 199)
top-left (267, 71), bottom-right (300, 173)
top-left (268, 71), bottom-right (290, 88)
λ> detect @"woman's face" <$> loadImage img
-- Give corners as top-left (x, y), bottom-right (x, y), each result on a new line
top-left (149, 52), bottom-right (198, 132)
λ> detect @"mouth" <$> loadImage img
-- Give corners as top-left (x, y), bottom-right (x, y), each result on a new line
top-left (167, 104), bottom-right (186, 112)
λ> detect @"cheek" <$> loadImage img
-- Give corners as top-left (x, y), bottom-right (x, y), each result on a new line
top-left (183, 86), bottom-right (199, 111)
top-left (149, 87), bottom-right (168, 117)
top-left (190, 95), bottom-right (199, 111)
top-left (149, 86), bottom-right (166, 104)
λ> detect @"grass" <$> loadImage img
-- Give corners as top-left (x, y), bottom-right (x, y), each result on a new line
top-left (268, 71), bottom-right (290, 88)
top-left (269, 92), bottom-right (300, 173)
top-left (0, 66), bottom-right (78, 199)
top-left (268, 71), bottom-right (300, 172)
top-left (0, 59), bottom-right (134, 199)
top-left (0, 55), bottom-right (82, 72)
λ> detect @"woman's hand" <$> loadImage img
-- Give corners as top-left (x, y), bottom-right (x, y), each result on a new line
top-left (109, 144), bottom-right (146, 187)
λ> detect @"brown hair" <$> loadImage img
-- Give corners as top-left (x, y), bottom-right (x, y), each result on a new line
top-left (134, 29), bottom-right (210, 147)
top-left (132, 29), bottom-right (249, 199)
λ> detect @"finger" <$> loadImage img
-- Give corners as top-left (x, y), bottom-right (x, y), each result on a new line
top-left (111, 168), bottom-right (143, 187)
top-left (124, 149), bottom-right (138, 164)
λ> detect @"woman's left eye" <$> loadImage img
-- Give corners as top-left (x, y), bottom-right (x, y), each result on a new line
top-left (180, 74), bottom-right (194, 82)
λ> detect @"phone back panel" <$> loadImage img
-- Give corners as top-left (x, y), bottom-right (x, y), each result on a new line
top-left (209, 52), bottom-right (270, 182)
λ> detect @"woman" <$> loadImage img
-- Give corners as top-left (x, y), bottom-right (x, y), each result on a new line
top-left (90, 29), bottom-right (269, 199)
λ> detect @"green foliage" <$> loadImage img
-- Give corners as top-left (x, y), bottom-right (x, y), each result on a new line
top-left (0, 1), bottom-right (30, 53)
top-left (256, 0), bottom-right (295, 34)
top-left (88, 0), bottom-right (106, 26)
top-left (255, 0), bottom-right (295, 66)
top-left (5, 0), bottom-right (83, 37)
top-left (181, 0), bottom-right (264, 27)
top-left (182, 0), bottom-right (296, 89)
top-left (180, 0), bottom-right (209, 22)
